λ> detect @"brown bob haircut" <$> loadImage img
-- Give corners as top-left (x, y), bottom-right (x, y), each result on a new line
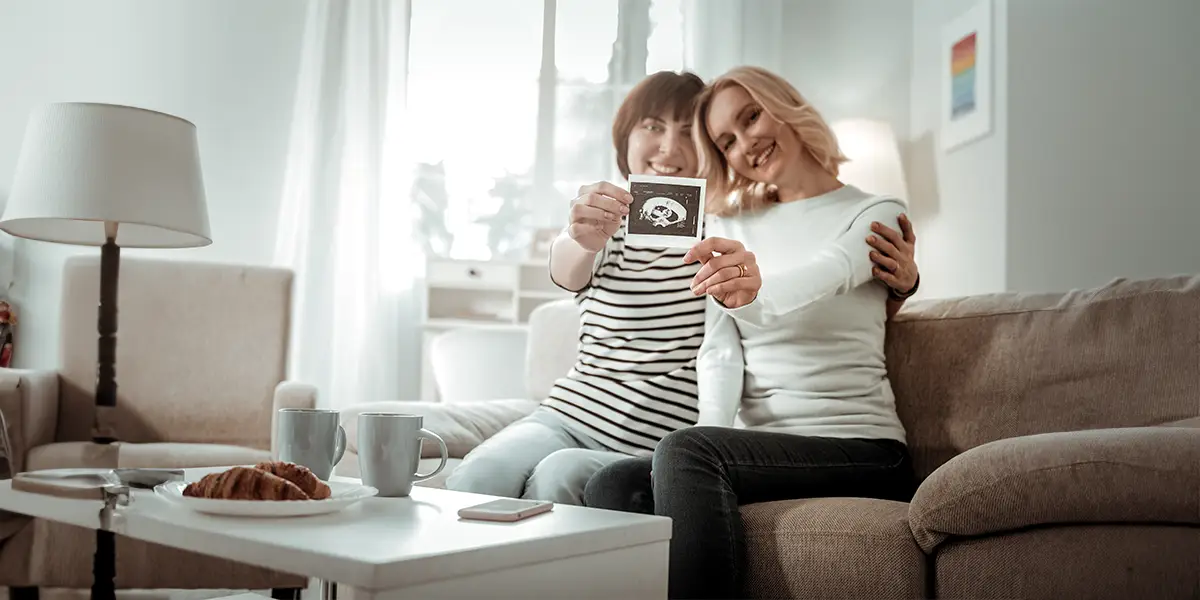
top-left (612, 71), bottom-right (705, 179)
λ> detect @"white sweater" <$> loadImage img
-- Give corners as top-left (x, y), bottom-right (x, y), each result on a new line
top-left (696, 184), bottom-right (908, 444)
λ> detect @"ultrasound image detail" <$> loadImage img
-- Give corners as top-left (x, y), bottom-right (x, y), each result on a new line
top-left (627, 181), bottom-right (702, 237)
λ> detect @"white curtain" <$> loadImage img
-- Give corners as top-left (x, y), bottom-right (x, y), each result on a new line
top-left (270, 0), bottom-right (783, 408)
top-left (682, 0), bottom-right (783, 79)
top-left (274, 0), bottom-right (420, 408)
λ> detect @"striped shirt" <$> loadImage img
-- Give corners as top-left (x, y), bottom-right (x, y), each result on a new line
top-left (543, 228), bottom-right (706, 455)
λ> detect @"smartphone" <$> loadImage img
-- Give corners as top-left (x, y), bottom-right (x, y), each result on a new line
top-left (457, 498), bottom-right (554, 522)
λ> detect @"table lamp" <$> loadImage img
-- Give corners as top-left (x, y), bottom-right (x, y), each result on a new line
top-left (0, 102), bottom-right (211, 600)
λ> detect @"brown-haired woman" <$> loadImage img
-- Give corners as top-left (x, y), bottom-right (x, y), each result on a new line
top-left (448, 70), bottom-right (919, 512)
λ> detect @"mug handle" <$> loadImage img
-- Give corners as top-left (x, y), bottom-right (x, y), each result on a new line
top-left (333, 425), bottom-right (347, 466)
top-left (413, 428), bottom-right (448, 482)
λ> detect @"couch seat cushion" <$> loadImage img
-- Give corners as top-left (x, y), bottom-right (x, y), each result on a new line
top-left (26, 442), bottom-right (270, 471)
top-left (740, 497), bottom-right (927, 599)
top-left (909, 426), bottom-right (1200, 553)
top-left (117, 443), bottom-right (271, 469)
top-left (26, 442), bottom-right (120, 470)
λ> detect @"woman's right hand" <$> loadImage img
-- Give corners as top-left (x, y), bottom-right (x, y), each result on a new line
top-left (569, 182), bottom-right (631, 253)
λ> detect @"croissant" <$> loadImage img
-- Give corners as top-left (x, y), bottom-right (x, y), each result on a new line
top-left (254, 460), bottom-right (331, 500)
top-left (183, 466), bottom-right (309, 501)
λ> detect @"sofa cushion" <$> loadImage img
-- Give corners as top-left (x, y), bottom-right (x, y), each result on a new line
top-left (934, 524), bottom-right (1200, 600)
top-left (341, 399), bottom-right (538, 459)
top-left (117, 443), bottom-right (271, 469)
top-left (26, 442), bottom-right (119, 471)
top-left (886, 275), bottom-right (1200, 480)
top-left (1161, 416), bottom-right (1200, 428)
top-left (740, 497), bottom-right (927, 599)
top-left (26, 441), bottom-right (270, 471)
top-left (909, 427), bottom-right (1200, 553)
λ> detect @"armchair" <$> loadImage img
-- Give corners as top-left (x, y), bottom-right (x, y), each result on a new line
top-left (0, 256), bottom-right (309, 593)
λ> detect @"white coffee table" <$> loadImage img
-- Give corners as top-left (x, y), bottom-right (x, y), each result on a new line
top-left (0, 468), bottom-right (671, 599)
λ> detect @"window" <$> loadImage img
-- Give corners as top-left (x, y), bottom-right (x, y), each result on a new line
top-left (406, 0), bottom-right (686, 261)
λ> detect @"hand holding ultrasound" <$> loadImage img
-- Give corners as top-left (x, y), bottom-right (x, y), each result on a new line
top-left (684, 237), bottom-right (762, 309)
top-left (569, 181), bottom-right (632, 252)
top-left (624, 174), bottom-right (761, 309)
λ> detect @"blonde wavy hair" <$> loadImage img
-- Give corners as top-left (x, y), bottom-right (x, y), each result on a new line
top-left (694, 66), bottom-right (848, 216)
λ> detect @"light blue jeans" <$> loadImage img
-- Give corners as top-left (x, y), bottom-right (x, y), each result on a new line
top-left (444, 409), bottom-right (631, 505)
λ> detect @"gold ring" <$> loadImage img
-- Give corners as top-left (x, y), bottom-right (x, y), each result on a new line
top-left (737, 263), bottom-right (747, 278)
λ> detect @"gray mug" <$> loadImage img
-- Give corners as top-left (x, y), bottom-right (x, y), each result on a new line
top-left (357, 413), bottom-right (448, 497)
top-left (276, 408), bottom-right (346, 481)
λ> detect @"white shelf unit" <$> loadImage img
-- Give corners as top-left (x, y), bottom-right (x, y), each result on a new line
top-left (420, 257), bottom-right (572, 402)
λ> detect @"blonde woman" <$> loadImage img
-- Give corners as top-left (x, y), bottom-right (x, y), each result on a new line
top-left (584, 66), bottom-right (917, 599)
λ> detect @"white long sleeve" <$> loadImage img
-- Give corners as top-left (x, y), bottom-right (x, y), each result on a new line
top-left (723, 198), bottom-right (905, 327)
top-left (695, 297), bottom-right (743, 427)
top-left (699, 185), bottom-right (909, 444)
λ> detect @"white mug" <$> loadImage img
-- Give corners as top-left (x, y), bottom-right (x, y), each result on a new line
top-left (357, 413), bottom-right (448, 497)
top-left (276, 408), bottom-right (346, 480)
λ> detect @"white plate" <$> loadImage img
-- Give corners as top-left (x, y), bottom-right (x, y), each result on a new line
top-left (154, 480), bottom-right (377, 517)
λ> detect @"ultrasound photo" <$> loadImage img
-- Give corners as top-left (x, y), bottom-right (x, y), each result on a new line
top-left (626, 174), bottom-right (706, 248)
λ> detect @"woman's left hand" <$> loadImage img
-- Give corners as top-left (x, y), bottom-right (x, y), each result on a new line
top-left (684, 237), bottom-right (762, 309)
top-left (868, 213), bottom-right (918, 295)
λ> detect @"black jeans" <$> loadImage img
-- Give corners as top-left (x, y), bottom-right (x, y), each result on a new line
top-left (583, 427), bottom-right (915, 600)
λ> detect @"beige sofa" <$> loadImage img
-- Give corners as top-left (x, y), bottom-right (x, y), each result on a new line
top-left (341, 274), bottom-right (1200, 599)
top-left (0, 256), bottom-right (309, 594)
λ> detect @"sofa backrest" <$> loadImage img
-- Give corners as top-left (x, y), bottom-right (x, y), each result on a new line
top-left (57, 255), bottom-right (294, 449)
top-left (526, 299), bottom-right (582, 401)
top-left (887, 275), bottom-right (1200, 480)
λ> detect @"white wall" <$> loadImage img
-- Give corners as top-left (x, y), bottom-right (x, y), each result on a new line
top-left (781, 0), bottom-right (914, 140)
top-left (780, 0), bottom-right (1017, 301)
top-left (0, 0), bottom-right (308, 369)
top-left (1005, 0), bottom-right (1200, 292)
top-left (907, 0), bottom-right (1009, 299)
top-left (687, 0), bottom-right (785, 80)
top-left (691, 1), bottom-right (909, 121)
top-left (907, 0), bottom-right (1199, 298)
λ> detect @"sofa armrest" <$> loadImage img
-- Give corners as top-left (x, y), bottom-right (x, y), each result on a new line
top-left (0, 369), bottom-right (61, 472)
top-left (909, 426), bottom-right (1200, 553)
top-left (341, 399), bottom-right (539, 459)
top-left (271, 381), bottom-right (318, 455)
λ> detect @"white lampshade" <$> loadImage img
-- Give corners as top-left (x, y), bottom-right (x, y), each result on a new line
top-left (832, 119), bottom-right (909, 201)
top-left (1, 102), bottom-right (211, 248)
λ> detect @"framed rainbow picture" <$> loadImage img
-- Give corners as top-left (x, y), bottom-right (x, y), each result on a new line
top-left (940, 0), bottom-right (992, 151)
top-left (951, 33), bottom-right (978, 118)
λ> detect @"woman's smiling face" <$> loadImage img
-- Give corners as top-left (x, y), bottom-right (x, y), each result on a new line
top-left (703, 84), bottom-right (801, 186)
top-left (625, 111), bottom-right (698, 178)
